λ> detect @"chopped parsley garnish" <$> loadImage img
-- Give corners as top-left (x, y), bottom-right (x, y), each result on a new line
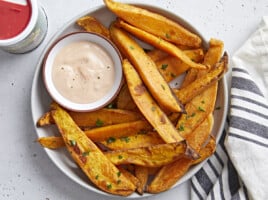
top-left (82, 151), bottom-right (90, 156)
top-left (118, 155), bottom-right (123, 159)
top-left (198, 106), bottom-right (205, 112)
top-left (191, 113), bottom-right (196, 117)
top-left (151, 106), bottom-right (156, 112)
top-left (95, 119), bottom-right (104, 127)
top-left (117, 180), bottom-right (121, 184)
top-left (117, 171), bottom-right (121, 177)
top-left (129, 46), bottom-right (135, 50)
top-left (161, 64), bottom-right (168, 70)
top-left (69, 140), bottom-right (76, 146)
top-left (178, 124), bottom-right (185, 131)
top-left (107, 183), bottom-right (112, 189)
top-left (165, 33), bottom-right (171, 39)
top-left (186, 112), bottom-right (196, 119)
top-left (106, 137), bottom-right (116, 144)
top-left (120, 136), bottom-right (130, 143)
top-left (95, 175), bottom-right (99, 180)
top-left (161, 84), bottom-right (165, 90)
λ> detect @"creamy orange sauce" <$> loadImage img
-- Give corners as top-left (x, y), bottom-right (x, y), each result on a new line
top-left (52, 40), bottom-right (115, 104)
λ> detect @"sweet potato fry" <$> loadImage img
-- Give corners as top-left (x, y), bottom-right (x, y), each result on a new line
top-left (147, 48), bottom-right (204, 82)
top-left (116, 19), bottom-right (207, 70)
top-left (174, 55), bottom-right (228, 104)
top-left (135, 166), bottom-right (149, 195)
top-left (122, 59), bottom-right (184, 143)
top-left (37, 136), bottom-right (65, 149)
top-left (36, 111), bottom-right (54, 127)
top-left (154, 49), bottom-right (204, 82)
top-left (104, 140), bottom-right (198, 167)
top-left (51, 104), bottom-right (136, 196)
top-left (180, 68), bottom-right (199, 88)
top-left (38, 120), bottom-right (153, 149)
top-left (110, 24), bottom-right (183, 113)
top-left (100, 131), bottom-right (164, 150)
top-left (117, 166), bottom-right (141, 189)
top-left (69, 108), bottom-right (142, 127)
top-left (147, 41), bottom-right (226, 193)
top-left (37, 108), bottom-right (142, 127)
top-left (104, 0), bottom-right (202, 47)
top-left (155, 52), bottom-right (203, 82)
top-left (147, 157), bottom-right (192, 193)
top-left (116, 84), bottom-right (137, 111)
top-left (76, 15), bottom-right (110, 38)
top-left (147, 114), bottom-right (213, 193)
top-left (175, 40), bottom-right (225, 138)
top-left (202, 38), bottom-right (224, 71)
top-left (147, 136), bottom-right (216, 193)
top-left (38, 130), bottom-right (164, 150)
top-left (185, 114), bottom-right (214, 149)
top-left (84, 120), bottom-right (152, 142)
top-left (184, 49), bottom-right (205, 63)
top-left (146, 49), bottom-right (168, 62)
top-left (192, 136), bottom-right (216, 165)
top-left (176, 96), bottom-right (216, 139)
top-left (147, 47), bottom-right (202, 63)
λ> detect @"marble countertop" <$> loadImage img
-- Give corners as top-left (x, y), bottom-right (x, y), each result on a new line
top-left (1, 0), bottom-right (268, 199)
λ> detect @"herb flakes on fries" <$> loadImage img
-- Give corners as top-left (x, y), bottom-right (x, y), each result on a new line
top-left (37, 0), bottom-right (228, 196)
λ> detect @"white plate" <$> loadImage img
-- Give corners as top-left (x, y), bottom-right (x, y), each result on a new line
top-left (31, 4), bottom-right (228, 198)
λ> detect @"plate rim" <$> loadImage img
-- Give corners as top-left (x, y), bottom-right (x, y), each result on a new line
top-left (31, 3), bottom-right (229, 198)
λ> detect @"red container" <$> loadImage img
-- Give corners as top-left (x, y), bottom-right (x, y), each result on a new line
top-left (0, 0), bottom-right (48, 53)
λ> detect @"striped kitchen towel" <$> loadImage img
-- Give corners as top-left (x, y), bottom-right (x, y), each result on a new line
top-left (190, 17), bottom-right (268, 200)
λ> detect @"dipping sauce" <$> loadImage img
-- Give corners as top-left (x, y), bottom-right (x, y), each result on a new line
top-left (52, 40), bottom-right (115, 104)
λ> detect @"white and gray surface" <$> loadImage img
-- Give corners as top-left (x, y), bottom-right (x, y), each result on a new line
top-left (1, 0), bottom-right (268, 199)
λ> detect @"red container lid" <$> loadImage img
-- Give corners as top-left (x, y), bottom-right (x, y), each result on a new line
top-left (0, 0), bottom-right (31, 39)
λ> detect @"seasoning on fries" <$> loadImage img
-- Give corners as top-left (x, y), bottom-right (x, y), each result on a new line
top-left (37, 0), bottom-right (228, 196)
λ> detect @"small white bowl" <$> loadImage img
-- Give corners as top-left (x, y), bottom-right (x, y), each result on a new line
top-left (42, 31), bottom-right (123, 112)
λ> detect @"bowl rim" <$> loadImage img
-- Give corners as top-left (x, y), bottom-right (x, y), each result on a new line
top-left (42, 31), bottom-right (123, 112)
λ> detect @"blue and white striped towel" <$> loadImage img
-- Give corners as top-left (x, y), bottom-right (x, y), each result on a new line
top-left (190, 17), bottom-right (268, 200)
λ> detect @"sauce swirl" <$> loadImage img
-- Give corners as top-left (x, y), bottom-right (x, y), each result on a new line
top-left (52, 40), bottom-right (115, 104)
